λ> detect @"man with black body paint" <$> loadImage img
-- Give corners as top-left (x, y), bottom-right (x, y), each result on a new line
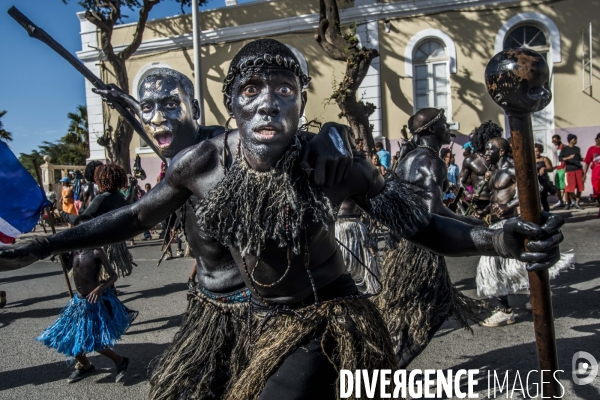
top-left (459, 121), bottom-right (503, 217)
top-left (1, 40), bottom-right (564, 399)
top-left (377, 108), bottom-right (484, 369)
top-left (92, 66), bottom-right (356, 398)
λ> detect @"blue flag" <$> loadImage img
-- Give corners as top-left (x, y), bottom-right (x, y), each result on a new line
top-left (0, 142), bottom-right (50, 244)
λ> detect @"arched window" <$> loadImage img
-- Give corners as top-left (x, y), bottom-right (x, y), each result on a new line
top-left (503, 24), bottom-right (552, 151)
top-left (503, 25), bottom-right (549, 50)
top-left (412, 39), bottom-right (450, 116)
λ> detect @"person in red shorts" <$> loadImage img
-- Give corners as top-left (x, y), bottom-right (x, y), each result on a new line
top-left (583, 132), bottom-right (600, 216)
top-left (559, 134), bottom-right (584, 209)
top-left (551, 134), bottom-right (566, 208)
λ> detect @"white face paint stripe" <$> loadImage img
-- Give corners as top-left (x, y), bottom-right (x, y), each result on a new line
top-left (328, 127), bottom-right (347, 156)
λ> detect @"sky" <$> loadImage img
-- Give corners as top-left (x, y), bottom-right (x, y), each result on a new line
top-left (0, 0), bottom-right (255, 157)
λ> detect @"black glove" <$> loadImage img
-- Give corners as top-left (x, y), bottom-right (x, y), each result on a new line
top-left (494, 213), bottom-right (564, 271)
top-left (300, 122), bottom-right (354, 187)
top-left (0, 237), bottom-right (52, 271)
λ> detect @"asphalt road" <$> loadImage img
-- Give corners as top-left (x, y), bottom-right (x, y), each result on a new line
top-left (0, 210), bottom-right (599, 399)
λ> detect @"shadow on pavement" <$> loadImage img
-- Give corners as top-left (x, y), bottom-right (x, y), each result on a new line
top-left (0, 306), bottom-right (64, 329)
top-left (429, 259), bottom-right (600, 398)
top-left (0, 270), bottom-right (62, 285)
top-left (128, 314), bottom-right (183, 336)
top-left (121, 283), bottom-right (188, 304)
top-left (443, 336), bottom-right (600, 399)
top-left (565, 214), bottom-right (599, 224)
top-left (3, 291), bottom-right (71, 309)
top-left (0, 342), bottom-right (169, 391)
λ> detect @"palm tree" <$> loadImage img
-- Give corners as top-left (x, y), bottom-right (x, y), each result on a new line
top-left (62, 105), bottom-right (89, 157)
top-left (0, 110), bottom-right (12, 142)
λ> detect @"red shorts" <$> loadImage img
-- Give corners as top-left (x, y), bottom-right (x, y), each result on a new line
top-left (565, 169), bottom-right (584, 193)
top-left (592, 179), bottom-right (600, 198)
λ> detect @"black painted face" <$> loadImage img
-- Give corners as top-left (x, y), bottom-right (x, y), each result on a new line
top-left (484, 141), bottom-right (502, 165)
top-left (228, 69), bottom-right (305, 164)
top-left (139, 77), bottom-right (198, 159)
top-left (430, 116), bottom-right (451, 145)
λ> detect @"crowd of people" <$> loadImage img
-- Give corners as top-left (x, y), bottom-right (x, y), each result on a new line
top-left (0, 39), bottom-right (588, 399)
top-left (437, 129), bottom-right (600, 219)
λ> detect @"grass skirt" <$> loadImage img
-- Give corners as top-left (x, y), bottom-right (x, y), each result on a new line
top-left (374, 239), bottom-right (484, 356)
top-left (223, 298), bottom-right (397, 400)
top-left (36, 290), bottom-right (131, 357)
top-left (149, 287), bottom-right (251, 400)
top-left (476, 220), bottom-right (575, 297)
top-left (335, 218), bottom-right (381, 294)
top-left (101, 242), bottom-right (133, 279)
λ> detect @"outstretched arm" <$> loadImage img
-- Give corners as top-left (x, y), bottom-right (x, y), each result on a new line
top-left (408, 213), bottom-right (562, 270)
top-left (0, 150), bottom-right (198, 271)
top-left (354, 161), bottom-right (563, 270)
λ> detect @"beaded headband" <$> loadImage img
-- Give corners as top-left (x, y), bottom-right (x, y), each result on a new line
top-left (411, 109), bottom-right (445, 134)
top-left (222, 53), bottom-right (311, 94)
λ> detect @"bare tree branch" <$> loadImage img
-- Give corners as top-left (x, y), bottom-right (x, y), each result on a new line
top-left (315, 0), bottom-right (380, 150)
top-left (120, 0), bottom-right (157, 60)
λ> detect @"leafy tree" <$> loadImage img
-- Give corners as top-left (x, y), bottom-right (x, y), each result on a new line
top-left (0, 110), bottom-right (12, 143)
top-left (63, 0), bottom-right (206, 172)
top-left (63, 105), bottom-right (89, 157)
top-left (316, 0), bottom-right (379, 151)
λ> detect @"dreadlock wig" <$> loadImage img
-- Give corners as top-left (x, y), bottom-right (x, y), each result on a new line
top-left (470, 121), bottom-right (503, 154)
top-left (94, 164), bottom-right (127, 193)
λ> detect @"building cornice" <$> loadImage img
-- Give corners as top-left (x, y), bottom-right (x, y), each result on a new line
top-left (77, 0), bottom-right (518, 62)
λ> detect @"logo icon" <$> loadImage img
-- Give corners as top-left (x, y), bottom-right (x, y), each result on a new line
top-left (572, 351), bottom-right (598, 385)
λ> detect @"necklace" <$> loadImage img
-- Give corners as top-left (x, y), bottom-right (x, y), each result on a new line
top-left (418, 144), bottom-right (439, 156)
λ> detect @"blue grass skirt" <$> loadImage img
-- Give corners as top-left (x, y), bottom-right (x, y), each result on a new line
top-left (37, 290), bottom-right (131, 357)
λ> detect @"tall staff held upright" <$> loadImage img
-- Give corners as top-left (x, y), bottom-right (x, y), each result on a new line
top-left (485, 48), bottom-right (560, 396)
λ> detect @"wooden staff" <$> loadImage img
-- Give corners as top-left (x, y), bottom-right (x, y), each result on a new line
top-left (32, 160), bottom-right (73, 298)
top-left (485, 48), bottom-right (559, 395)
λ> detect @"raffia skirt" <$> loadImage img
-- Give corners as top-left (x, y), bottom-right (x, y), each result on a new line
top-left (335, 217), bottom-right (381, 294)
top-left (223, 285), bottom-right (397, 400)
top-left (36, 290), bottom-right (132, 357)
top-left (148, 286), bottom-right (251, 400)
top-left (476, 220), bottom-right (575, 297)
top-left (374, 238), bottom-right (484, 357)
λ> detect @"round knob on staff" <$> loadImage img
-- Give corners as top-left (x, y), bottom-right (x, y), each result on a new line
top-left (485, 48), bottom-right (552, 117)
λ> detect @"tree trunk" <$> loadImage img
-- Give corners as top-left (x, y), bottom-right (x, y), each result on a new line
top-left (98, 56), bottom-right (133, 172)
top-left (315, 0), bottom-right (379, 152)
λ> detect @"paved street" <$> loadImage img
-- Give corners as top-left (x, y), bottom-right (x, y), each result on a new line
top-left (0, 209), bottom-right (599, 399)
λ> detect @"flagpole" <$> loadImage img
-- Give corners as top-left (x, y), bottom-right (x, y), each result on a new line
top-left (32, 160), bottom-right (73, 298)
